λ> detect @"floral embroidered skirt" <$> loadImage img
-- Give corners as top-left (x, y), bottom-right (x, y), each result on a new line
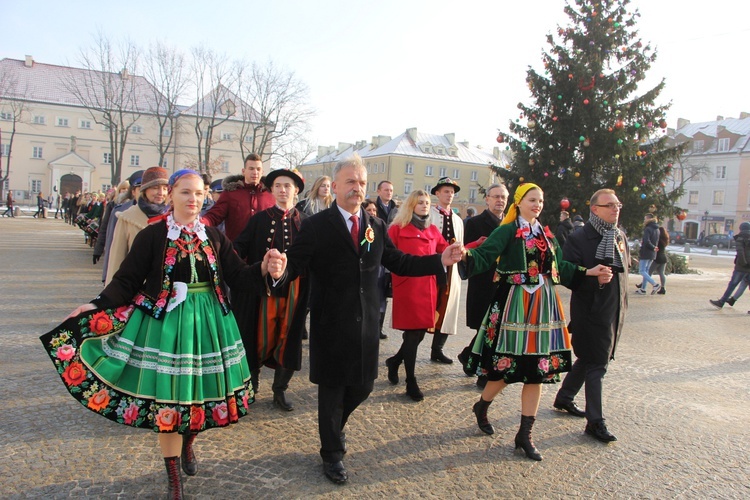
top-left (40, 283), bottom-right (254, 434)
top-left (465, 279), bottom-right (572, 384)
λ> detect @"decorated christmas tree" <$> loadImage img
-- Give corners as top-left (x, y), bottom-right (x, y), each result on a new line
top-left (493, 0), bottom-right (686, 233)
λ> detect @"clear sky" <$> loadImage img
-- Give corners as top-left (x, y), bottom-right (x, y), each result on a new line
top-left (2, 0), bottom-right (748, 154)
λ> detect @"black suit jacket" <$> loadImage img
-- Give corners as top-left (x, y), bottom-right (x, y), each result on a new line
top-left (463, 209), bottom-right (501, 329)
top-left (282, 202), bottom-right (445, 386)
top-left (563, 222), bottom-right (629, 362)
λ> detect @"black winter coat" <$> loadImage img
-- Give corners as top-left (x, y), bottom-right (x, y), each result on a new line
top-left (563, 222), bottom-right (629, 363)
top-left (463, 209), bottom-right (500, 329)
top-left (639, 221), bottom-right (659, 260)
top-left (281, 202), bottom-right (445, 386)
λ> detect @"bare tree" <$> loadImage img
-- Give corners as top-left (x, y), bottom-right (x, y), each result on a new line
top-left (143, 41), bottom-right (188, 167)
top-left (64, 31), bottom-right (146, 184)
top-left (0, 68), bottom-right (30, 198)
top-left (187, 46), bottom-right (240, 176)
top-left (236, 60), bottom-right (315, 167)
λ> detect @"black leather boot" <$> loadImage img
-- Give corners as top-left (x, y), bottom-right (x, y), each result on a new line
top-left (164, 456), bottom-right (184, 499)
top-left (379, 311), bottom-right (388, 339)
top-left (181, 434), bottom-right (197, 476)
top-left (385, 356), bottom-right (401, 385)
top-left (405, 377), bottom-right (424, 401)
top-left (514, 415), bottom-right (543, 461)
top-left (430, 332), bottom-right (453, 364)
top-left (473, 397), bottom-right (495, 435)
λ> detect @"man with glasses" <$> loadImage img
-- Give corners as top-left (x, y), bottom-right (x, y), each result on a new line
top-left (553, 189), bottom-right (629, 444)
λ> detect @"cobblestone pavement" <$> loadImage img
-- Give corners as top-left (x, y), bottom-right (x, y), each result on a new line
top-left (1, 217), bottom-right (748, 499)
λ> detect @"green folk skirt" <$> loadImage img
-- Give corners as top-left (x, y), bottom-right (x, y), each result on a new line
top-left (41, 283), bottom-right (254, 434)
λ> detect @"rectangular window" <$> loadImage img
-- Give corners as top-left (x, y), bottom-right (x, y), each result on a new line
top-left (0, 144), bottom-right (9, 156)
top-left (405, 163), bottom-right (414, 175)
top-left (56, 117), bottom-right (69, 127)
top-left (404, 181), bottom-right (413, 195)
top-left (380, 163), bottom-right (385, 173)
top-left (715, 166), bottom-right (726, 179)
top-left (453, 169), bottom-right (460, 179)
top-left (718, 138), bottom-right (730, 152)
top-left (221, 161), bottom-right (230, 173)
top-left (162, 158), bottom-right (168, 169)
top-left (201, 130), bottom-right (209, 139)
top-left (221, 132), bottom-right (232, 141)
top-left (692, 140), bottom-right (704, 153)
top-left (103, 153), bottom-right (112, 164)
top-left (31, 179), bottom-right (42, 193)
top-left (163, 128), bottom-right (172, 137)
top-left (371, 182), bottom-right (377, 193)
top-left (101, 184), bottom-right (112, 192)
top-left (33, 115), bottom-right (46, 125)
top-left (425, 165), bottom-right (433, 176)
top-left (471, 170), bottom-right (478, 181)
top-left (688, 191), bottom-right (699, 205)
top-left (0, 111), bottom-right (12, 120)
top-left (439, 167), bottom-right (447, 177)
top-left (424, 184), bottom-right (431, 192)
top-left (32, 146), bottom-right (43, 159)
top-left (130, 155), bottom-right (140, 167)
top-left (131, 125), bottom-right (143, 134)
top-left (244, 135), bottom-right (252, 143)
top-left (469, 188), bottom-right (477, 203)
top-left (712, 190), bottom-right (724, 205)
top-left (79, 119), bottom-right (92, 129)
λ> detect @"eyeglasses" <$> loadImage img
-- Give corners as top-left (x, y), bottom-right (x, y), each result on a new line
top-left (594, 203), bottom-right (623, 210)
top-left (487, 195), bottom-right (506, 200)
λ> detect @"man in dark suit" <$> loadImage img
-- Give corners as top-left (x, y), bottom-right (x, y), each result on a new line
top-left (275, 154), bottom-right (463, 484)
top-left (459, 184), bottom-right (508, 386)
top-left (553, 189), bottom-right (629, 443)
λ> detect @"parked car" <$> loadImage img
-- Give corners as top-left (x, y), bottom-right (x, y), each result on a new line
top-left (699, 233), bottom-right (735, 249)
top-left (668, 230), bottom-right (685, 245)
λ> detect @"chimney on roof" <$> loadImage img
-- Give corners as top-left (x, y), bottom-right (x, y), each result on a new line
top-left (337, 142), bottom-right (352, 154)
top-left (355, 140), bottom-right (367, 150)
top-left (740, 112), bottom-right (750, 120)
top-left (120, 68), bottom-right (130, 80)
top-left (24, 55), bottom-right (34, 67)
top-left (406, 127), bottom-right (418, 142)
top-left (676, 118), bottom-right (690, 129)
top-left (445, 133), bottom-right (455, 146)
top-left (458, 141), bottom-right (469, 147)
top-left (317, 146), bottom-right (333, 159)
top-left (716, 115), bottom-right (724, 121)
top-left (371, 135), bottom-right (391, 148)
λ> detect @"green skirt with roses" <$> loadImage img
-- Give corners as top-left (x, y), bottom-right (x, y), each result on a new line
top-left (40, 283), bottom-right (254, 434)
top-left (464, 278), bottom-right (572, 384)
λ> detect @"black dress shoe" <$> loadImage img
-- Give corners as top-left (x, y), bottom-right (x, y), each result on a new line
top-left (379, 332), bottom-right (388, 339)
top-left (273, 392), bottom-right (294, 411)
top-left (323, 461), bottom-right (348, 484)
top-left (431, 351), bottom-right (453, 364)
top-left (585, 421), bottom-right (617, 443)
top-left (553, 400), bottom-right (586, 417)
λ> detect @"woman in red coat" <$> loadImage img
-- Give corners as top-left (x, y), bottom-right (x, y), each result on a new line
top-left (385, 190), bottom-right (448, 401)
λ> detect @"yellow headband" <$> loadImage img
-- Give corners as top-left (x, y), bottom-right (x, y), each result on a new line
top-left (501, 182), bottom-right (541, 225)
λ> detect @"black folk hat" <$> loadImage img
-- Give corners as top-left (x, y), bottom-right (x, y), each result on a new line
top-left (264, 168), bottom-right (305, 192)
top-left (431, 176), bottom-right (461, 195)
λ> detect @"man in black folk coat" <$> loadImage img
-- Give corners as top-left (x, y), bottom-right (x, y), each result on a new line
top-left (275, 154), bottom-right (463, 484)
top-left (553, 189), bottom-right (629, 443)
top-left (458, 183), bottom-right (508, 385)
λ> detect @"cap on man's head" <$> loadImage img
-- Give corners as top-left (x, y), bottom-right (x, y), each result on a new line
top-left (740, 222), bottom-right (750, 232)
top-left (210, 178), bottom-right (225, 193)
top-left (140, 167), bottom-right (169, 190)
top-left (573, 215), bottom-right (584, 222)
top-left (431, 177), bottom-right (461, 195)
top-left (264, 168), bottom-right (305, 192)
top-left (128, 169), bottom-right (145, 187)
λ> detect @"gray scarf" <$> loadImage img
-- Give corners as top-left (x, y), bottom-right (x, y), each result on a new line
top-left (589, 213), bottom-right (625, 270)
top-left (410, 213), bottom-right (430, 230)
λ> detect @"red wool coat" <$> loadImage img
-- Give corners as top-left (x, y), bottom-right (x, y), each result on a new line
top-left (388, 223), bottom-right (448, 330)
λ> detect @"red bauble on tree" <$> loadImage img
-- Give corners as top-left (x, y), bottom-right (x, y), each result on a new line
top-left (560, 197), bottom-right (570, 210)
top-left (676, 211), bottom-right (687, 221)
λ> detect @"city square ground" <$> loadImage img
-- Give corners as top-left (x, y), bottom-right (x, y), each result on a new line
top-left (0, 216), bottom-right (748, 499)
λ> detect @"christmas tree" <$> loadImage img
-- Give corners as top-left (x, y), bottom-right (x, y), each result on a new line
top-left (493, 0), bottom-right (686, 233)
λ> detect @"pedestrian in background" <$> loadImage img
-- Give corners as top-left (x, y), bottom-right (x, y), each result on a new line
top-left (647, 226), bottom-right (669, 295)
top-left (385, 190), bottom-right (449, 401)
top-left (555, 210), bottom-right (574, 246)
top-left (635, 213), bottom-right (661, 295)
top-left (296, 175), bottom-right (333, 216)
top-left (34, 192), bottom-right (46, 218)
top-left (710, 222), bottom-right (750, 309)
top-left (572, 214), bottom-right (585, 231)
top-left (2, 190), bottom-right (14, 217)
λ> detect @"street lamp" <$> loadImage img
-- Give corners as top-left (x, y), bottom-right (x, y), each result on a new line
top-left (703, 210), bottom-right (709, 240)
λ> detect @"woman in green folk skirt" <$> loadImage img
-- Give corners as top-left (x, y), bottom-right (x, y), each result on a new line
top-left (41, 169), bottom-right (286, 498)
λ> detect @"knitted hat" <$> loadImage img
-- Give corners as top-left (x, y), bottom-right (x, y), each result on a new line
top-left (140, 167), bottom-right (169, 190)
top-left (740, 222), bottom-right (750, 232)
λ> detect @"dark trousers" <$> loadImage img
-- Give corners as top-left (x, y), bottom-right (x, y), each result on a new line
top-left (556, 357), bottom-right (608, 423)
top-left (272, 367), bottom-right (294, 394)
top-left (318, 380), bottom-right (374, 463)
